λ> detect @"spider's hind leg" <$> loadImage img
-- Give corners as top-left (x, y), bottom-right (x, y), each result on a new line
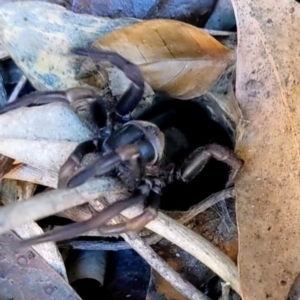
top-left (73, 48), bottom-right (145, 122)
top-left (0, 87), bottom-right (97, 115)
top-left (14, 181), bottom-right (151, 249)
top-left (176, 144), bottom-right (244, 188)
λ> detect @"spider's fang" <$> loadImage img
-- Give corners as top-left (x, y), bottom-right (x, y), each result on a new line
top-left (67, 144), bottom-right (141, 188)
top-left (58, 140), bottom-right (97, 188)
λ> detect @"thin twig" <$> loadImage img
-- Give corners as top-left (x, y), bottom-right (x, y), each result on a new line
top-left (218, 282), bottom-right (231, 300)
top-left (179, 188), bottom-right (235, 224)
top-left (95, 198), bottom-right (210, 300)
top-left (0, 177), bottom-right (126, 235)
top-left (123, 232), bottom-right (211, 300)
top-left (8, 75), bottom-right (27, 103)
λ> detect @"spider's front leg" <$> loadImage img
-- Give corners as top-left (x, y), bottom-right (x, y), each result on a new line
top-left (13, 180), bottom-right (156, 248)
top-left (176, 144), bottom-right (244, 187)
top-left (97, 178), bottom-right (163, 235)
top-left (73, 48), bottom-right (145, 122)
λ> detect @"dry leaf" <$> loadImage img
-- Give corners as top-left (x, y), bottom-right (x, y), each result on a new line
top-left (0, 1), bottom-right (139, 91)
top-left (231, 0), bottom-right (300, 299)
top-left (84, 19), bottom-right (234, 99)
top-left (0, 154), bottom-right (14, 178)
top-left (0, 42), bottom-right (9, 60)
top-left (3, 164), bottom-right (58, 188)
top-left (0, 103), bottom-right (93, 173)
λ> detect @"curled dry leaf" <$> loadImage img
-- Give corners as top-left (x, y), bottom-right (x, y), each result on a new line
top-left (3, 163), bottom-right (58, 188)
top-left (0, 103), bottom-right (93, 173)
top-left (0, 154), bottom-right (14, 178)
top-left (81, 19), bottom-right (234, 99)
top-left (232, 0), bottom-right (300, 299)
top-left (0, 1), bottom-right (139, 91)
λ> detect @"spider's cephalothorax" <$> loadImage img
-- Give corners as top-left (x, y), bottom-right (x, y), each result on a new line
top-left (0, 48), bottom-right (243, 248)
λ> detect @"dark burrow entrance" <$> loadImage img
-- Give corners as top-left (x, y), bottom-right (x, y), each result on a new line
top-left (136, 93), bottom-right (235, 211)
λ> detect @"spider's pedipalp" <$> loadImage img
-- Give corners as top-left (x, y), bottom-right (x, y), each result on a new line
top-left (66, 144), bottom-right (142, 188)
top-left (58, 140), bottom-right (98, 188)
top-left (73, 48), bottom-right (145, 120)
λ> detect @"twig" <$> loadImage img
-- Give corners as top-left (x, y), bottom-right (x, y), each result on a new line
top-left (218, 282), bottom-right (231, 300)
top-left (0, 179), bottom-right (240, 295)
top-left (122, 232), bottom-right (211, 300)
top-left (179, 188), bottom-right (235, 224)
top-left (7, 75), bottom-right (27, 103)
top-left (57, 232), bottom-right (162, 251)
top-left (0, 177), bottom-right (126, 235)
top-left (0, 71), bottom-right (7, 106)
top-left (95, 198), bottom-right (210, 300)
top-left (57, 188), bottom-right (235, 251)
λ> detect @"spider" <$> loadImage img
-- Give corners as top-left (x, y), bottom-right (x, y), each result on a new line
top-left (0, 48), bottom-right (243, 248)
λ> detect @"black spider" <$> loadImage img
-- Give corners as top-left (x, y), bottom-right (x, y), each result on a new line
top-left (0, 48), bottom-right (243, 248)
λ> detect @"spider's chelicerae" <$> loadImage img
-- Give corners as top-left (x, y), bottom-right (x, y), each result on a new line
top-left (0, 48), bottom-right (243, 248)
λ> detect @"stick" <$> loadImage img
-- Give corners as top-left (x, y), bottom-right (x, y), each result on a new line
top-left (122, 232), bottom-right (211, 300)
top-left (7, 75), bottom-right (27, 103)
top-left (0, 177), bottom-right (126, 235)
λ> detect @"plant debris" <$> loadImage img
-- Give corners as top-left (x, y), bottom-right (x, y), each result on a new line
top-left (0, 0), bottom-right (256, 299)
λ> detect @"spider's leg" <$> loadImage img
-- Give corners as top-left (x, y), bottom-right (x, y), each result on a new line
top-left (57, 95), bottom-right (109, 187)
top-left (0, 87), bottom-right (96, 115)
top-left (73, 48), bottom-right (145, 122)
top-left (178, 144), bottom-right (244, 187)
top-left (96, 179), bottom-right (163, 235)
top-left (13, 183), bottom-right (151, 248)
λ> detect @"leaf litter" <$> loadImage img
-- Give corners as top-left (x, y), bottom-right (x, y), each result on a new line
top-left (0, 1), bottom-right (246, 299)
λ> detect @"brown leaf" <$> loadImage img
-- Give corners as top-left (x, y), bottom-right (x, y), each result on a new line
top-left (72, 0), bottom-right (216, 27)
top-left (85, 19), bottom-right (234, 99)
top-left (232, 1), bottom-right (300, 299)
